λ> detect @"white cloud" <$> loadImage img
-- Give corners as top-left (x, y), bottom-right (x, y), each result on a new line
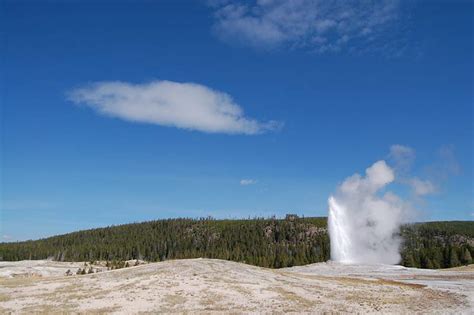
top-left (0, 200), bottom-right (56, 211)
top-left (389, 144), bottom-right (415, 162)
top-left (409, 177), bottom-right (436, 196)
top-left (388, 145), bottom-right (436, 197)
top-left (436, 145), bottom-right (461, 177)
top-left (388, 144), bottom-right (415, 173)
top-left (211, 0), bottom-right (403, 53)
top-left (240, 179), bottom-right (257, 185)
top-left (68, 80), bottom-right (281, 135)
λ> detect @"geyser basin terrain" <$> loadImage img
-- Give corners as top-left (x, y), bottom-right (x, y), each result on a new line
top-left (0, 259), bottom-right (472, 313)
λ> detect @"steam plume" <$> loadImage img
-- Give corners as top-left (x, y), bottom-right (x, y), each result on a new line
top-left (328, 160), bottom-right (407, 264)
top-left (328, 145), bottom-right (456, 265)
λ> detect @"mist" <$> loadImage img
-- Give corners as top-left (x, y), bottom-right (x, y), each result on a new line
top-left (328, 160), bottom-right (408, 264)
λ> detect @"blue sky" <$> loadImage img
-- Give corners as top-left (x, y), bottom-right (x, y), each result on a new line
top-left (1, 0), bottom-right (473, 241)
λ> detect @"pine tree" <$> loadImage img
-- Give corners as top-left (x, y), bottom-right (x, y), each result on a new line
top-left (425, 258), bottom-right (434, 269)
top-left (403, 252), bottom-right (416, 267)
top-left (461, 248), bottom-right (472, 265)
top-left (449, 247), bottom-right (461, 267)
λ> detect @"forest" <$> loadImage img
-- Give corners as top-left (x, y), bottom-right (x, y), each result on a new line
top-left (0, 216), bottom-right (472, 269)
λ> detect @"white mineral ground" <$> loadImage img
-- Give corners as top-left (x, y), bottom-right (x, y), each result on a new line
top-left (0, 259), bottom-right (473, 314)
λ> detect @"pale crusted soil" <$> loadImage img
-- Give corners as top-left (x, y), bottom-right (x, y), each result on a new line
top-left (0, 259), bottom-right (472, 314)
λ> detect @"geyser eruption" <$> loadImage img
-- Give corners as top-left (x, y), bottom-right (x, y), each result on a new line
top-left (328, 160), bottom-right (407, 264)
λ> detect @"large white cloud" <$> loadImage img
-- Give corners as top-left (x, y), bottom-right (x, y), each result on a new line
top-left (68, 80), bottom-right (281, 135)
top-left (211, 0), bottom-right (402, 53)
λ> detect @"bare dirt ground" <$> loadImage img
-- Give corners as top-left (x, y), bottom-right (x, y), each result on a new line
top-left (0, 258), bottom-right (472, 314)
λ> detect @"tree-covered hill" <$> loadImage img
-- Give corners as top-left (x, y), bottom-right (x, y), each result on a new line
top-left (0, 216), bottom-right (472, 269)
top-left (401, 221), bottom-right (473, 268)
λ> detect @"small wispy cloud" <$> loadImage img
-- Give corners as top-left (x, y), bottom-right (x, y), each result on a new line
top-left (388, 144), bottom-right (416, 174)
top-left (240, 179), bottom-right (257, 185)
top-left (435, 145), bottom-right (461, 177)
top-left (0, 200), bottom-right (57, 211)
top-left (408, 177), bottom-right (436, 196)
top-left (68, 80), bottom-right (282, 135)
top-left (389, 144), bottom-right (415, 163)
top-left (388, 144), bottom-right (436, 196)
top-left (210, 0), bottom-right (405, 54)
top-left (387, 144), bottom-right (461, 197)
top-left (2, 235), bottom-right (12, 241)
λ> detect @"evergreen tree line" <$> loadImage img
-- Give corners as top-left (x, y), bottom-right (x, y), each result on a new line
top-left (0, 217), bottom-right (472, 269)
top-left (401, 221), bottom-right (473, 268)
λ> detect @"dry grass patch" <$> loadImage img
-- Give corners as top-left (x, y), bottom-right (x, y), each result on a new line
top-left (270, 287), bottom-right (316, 309)
top-left (0, 277), bottom-right (36, 288)
top-left (0, 294), bottom-right (10, 302)
top-left (84, 305), bottom-right (123, 313)
top-left (199, 290), bottom-right (229, 309)
top-left (443, 264), bottom-right (474, 272)
top-left (229, 284), bottom-right (252, 296)
top-left (19, 303), bottom-right (77, 314)
top-left (162, 293), bottom-right (187, 307)
top-left (293, 273), bottom-right (426, 290)
top-left (376, 278), bottom-right (426, 289)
